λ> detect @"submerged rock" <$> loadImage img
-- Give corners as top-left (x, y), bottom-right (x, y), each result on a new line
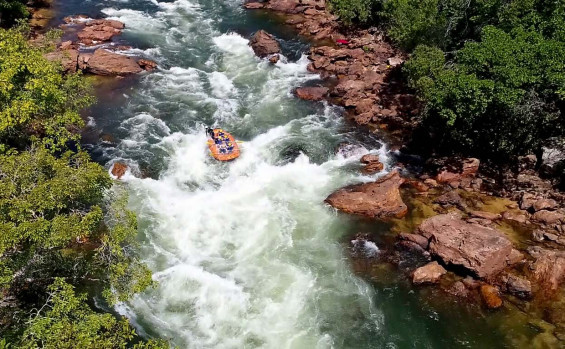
top-left (480, 284), bottom-right (503, 309)
top-left (417, 214), bottom-right (514, 278)
top-left (111, 162), bottom-right (128, 179)
top-left (249, 30), bottom-right (281, 58)
top-left (527, 247), bottom-right (565, 294)
top-left (325, 171), bottom-right (407, 219)
top-left (412, 261), bottom-right (446, 285)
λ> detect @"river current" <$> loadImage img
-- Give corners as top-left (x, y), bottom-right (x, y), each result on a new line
top-left (52, 0), bottom-right (512, 347)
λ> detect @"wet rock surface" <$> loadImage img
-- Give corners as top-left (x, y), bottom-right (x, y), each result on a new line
top-left (325, 171), bottom-right (407, 219)
top-left (248, 30), bottom-right (281, 58)
top-left (417, 214), bottom-right (514, 278)
top-left (412, 261), bottom-right (446, 284)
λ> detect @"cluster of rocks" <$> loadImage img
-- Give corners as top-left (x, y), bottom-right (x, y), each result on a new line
top-left (245, 0), bottom-right (418, 135)
top-left (43, 16), bottom-right (157, 76)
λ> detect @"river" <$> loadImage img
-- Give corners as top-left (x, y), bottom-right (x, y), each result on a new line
top-left (52, 0), bottom-right (515, 347)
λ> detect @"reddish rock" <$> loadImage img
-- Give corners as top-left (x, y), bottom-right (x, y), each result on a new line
top-left (244, 2), bottom-right (265, 9)
top-left (520, 193), bottom-right (538, 211)
top-left (505, 275), bottom-right (532, 299)
top-left (480, 284), bottom-right (503, 309)
top-left (527, 246), bottom-right (565, 294)
top-left (532, 210), bottom-right (565, 225)
top-left (447, 281), bottom-right (469, 297)
top-left (44, 49), bottom-right (78, 74)
top-left (533, 198), bottom-right (559, 212)
top-left (266, 0), bottom-right (302, 13)
top-left (398, 233), bottom-right (429, 249)
top-left (77, 52), bottom-right (92, 70)
top-left (436, 158), bottom-right (480, 184)
top-left (362, 162), bottom-right (384, 174)
top-left (294, 87), bottom-right (329, 101)
top-left (325, 171), bottom-right (407, 219)
top-left (111, 162), bottom-right (128, 179)
top-left (360, 154), bottom-right (380, 164)
top-left (86, 49), bottom-right (143, 76)
top-left (269, 54), bottom-right (280, 64)
top-left (433, 191), bottom-right (465, 209)
top-left (470, 211), bottom-right (501, 221)
top-left (249, 30), bottom-right (281, 58)
top-left (78, 20), bottom-right (123, 44)
top-left (502, 210), bottom-right (529, 224)
top-left (412, 261), bottom-right (447, 285)
top-left (417, 214), bottom-right (514, 278)
top-left (137, 59), bottom-right (158, 71)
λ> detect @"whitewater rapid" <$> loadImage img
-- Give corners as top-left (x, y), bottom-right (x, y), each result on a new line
top-left (93, 0), bottom-right (391, 347)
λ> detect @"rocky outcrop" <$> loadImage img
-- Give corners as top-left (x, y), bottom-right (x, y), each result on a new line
top-left (527, 247), bottom-right (565, 294)
top-left (77, 19), bottom-right (124, 45)
top-left (412, 261), bottom-right (446, 285)
top-left (417, 214), bottom-right (515, 278)
top-left (249, 30), bottom-right (281, 58)
top-left (85, 49), bottom-right (143, 76)
top-left (435, 158), bottom-right (480, 188)
top-left (44, 49), bottom-right (79, 74)
top-left (294, 86), bottom-right (328, 101)
top-left (325, 171), bottom-right (407, 219)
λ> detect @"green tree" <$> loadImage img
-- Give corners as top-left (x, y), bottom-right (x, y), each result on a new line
top-left (0, 0), bottom-right (28, 28)
top-left (0, 27), bottom-right (94, 152)
top-left (327, 0), bottom-right (378, 23)
top-left (18, 278), bottom-right (167, 349)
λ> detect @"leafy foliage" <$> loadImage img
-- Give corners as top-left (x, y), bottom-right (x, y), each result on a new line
top-left (327, 0), bottom-right (377, 23)
top-left (18, 278), bottom-right (168, 349)
top-left (0, 0), bottom-right (28, 28)
top-left (0, 27), bottom-right (94, 152)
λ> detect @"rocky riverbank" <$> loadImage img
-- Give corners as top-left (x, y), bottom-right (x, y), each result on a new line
top-left (245, 0), bottom-right (565, 346)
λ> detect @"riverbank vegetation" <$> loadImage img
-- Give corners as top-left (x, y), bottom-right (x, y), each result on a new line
top-left (0, 25), bottom-right (167, 348)
top-left (329, 0), bottom-right (565, 161)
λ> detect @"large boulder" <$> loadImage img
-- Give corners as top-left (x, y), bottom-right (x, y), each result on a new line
top-left (417, 214), bottom-right (514, 278)
top-left (86, 49), bottom-right (143, 76)
top-left (249, 30), bottom-right (281, 58)
top-left (325, 171), bottom-right (407, 219)
top-left (294, 86), bottom-right (328, 101)
top-left (412, 261), bottom-right (447, 285)
top-left (44, 49), bottom-right (78, 74)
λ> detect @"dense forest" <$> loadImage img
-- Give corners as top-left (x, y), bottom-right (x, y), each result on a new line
top-left (330, 0), bottom-right (565, 161)
top-left (0, 3), bottom-right (168, 347)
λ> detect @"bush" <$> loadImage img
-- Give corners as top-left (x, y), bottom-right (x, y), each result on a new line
top-left (327, 0), bottom-right (378, 23)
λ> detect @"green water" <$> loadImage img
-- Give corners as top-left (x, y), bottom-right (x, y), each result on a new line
top-left (53, 0), bottom-right (527, 347)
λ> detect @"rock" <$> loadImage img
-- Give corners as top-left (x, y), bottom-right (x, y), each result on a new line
top-left (244, 2), bottom-right (265, 9)
top-left (532, 229), bottom-right (546, 242)
top-left (335, 143), bottom-right (366, 158)
top-left (424, 178), bottom-right (438, 187)
top-left (111, 163), bottom-right (128, 179)
top-left (360, 154), bottom-right (384, 174)
top-left (269, 54), bottom-right (280, 64)
top-left (360, 154), bottom-right (380, 164)
top-left (527, 246), bottom-right (565, 293)
top-left (362, 162), bottom-right (384, 174)
top-left (508, 248), bottom-right (525, 265)
top-left (469, 211), bottom-right (501, 221)
top-left (462, 276), bottom-right (480, 289)
top-left (544, 232), bottom-right (559, 241)
top-left (59, 40), bottom-right (73, 50)
top-left (480, 284), bottom-right (503, 309)
top-left (532, 210), bottom-right (565, 225)
top-left (249, 30), bottom-right (281, 58)
top-left (417, 214), bottom-right (514, 278)
top-left (77, 53), bottom-right (92, 71)
top-left (86, 49), bottom-right (143, 76)
top-left (436, 158), bottom-right (480, 184)
top-left (407, 180), bottom-right (429, 192)
top-left (294, 87), bottom-right (329, 101)
top-left (412, 261), bottom-right (447, 285)
top-left (398, 233), bottom-right (429, 249)
top-left (533, 198), bottom-right (559, 212)
top-left (86, 19), bottom-right (125, 30)
top-left (63, 14), bottom-right (89, 23)
top-left (387, 57), bottom-right (404, 67)
top-left (433, 191), bottom-right (465, 209)
top-left (137, 59), bottom-right (158, 71)
top-left (44, 49), bottom-right (79, 74)
top-left (266, 0), bottom-right (302, 13)
top-left (325, 171), bottom-right (407, 219)
top-left (447, 281), bottom-right (469, 297)
top-left (541, 141), bottom-right (565, 175)
top-left (506, 275), bottom-right (532, 299)
top-left (77, 20), bottom-right (124, 44)
top-left (502, 211), bottom-right (529, 224)
top-left (520, 192), bottom-right (538, 211)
